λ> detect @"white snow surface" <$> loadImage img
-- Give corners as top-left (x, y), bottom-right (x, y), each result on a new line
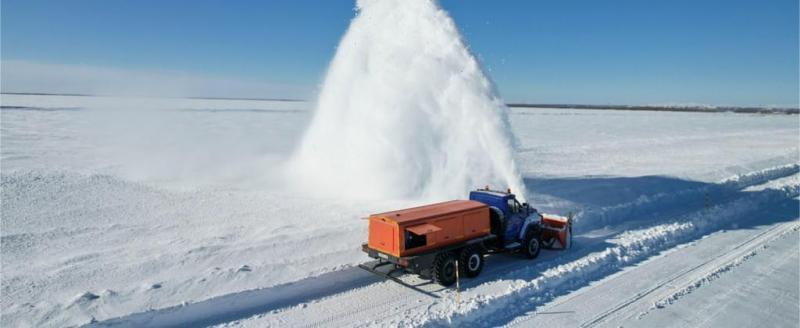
top-left (289, 0), bottom-right (526, 201)
top-left (2, 93), bottom-right (798, 327)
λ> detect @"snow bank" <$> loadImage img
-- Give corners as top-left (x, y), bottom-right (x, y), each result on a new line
top-left (574, 164), bottom-right (800, 233)
top-left (402, 181), bottom-right (800, 326)
top-left (289, 0), bottom-right (525, 201)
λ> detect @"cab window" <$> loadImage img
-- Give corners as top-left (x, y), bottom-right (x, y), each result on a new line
top-left (507, 199), bottom-right (520, 214)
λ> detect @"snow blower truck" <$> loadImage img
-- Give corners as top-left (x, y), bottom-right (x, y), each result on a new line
top-left (359, 187), bottom-right (572, 287)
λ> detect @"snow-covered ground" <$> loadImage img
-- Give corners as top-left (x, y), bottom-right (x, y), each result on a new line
top-left (2, 94), bottom-right (798, 327)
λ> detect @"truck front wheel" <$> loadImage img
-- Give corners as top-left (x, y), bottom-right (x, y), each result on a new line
top-left (433, 252), bottom-right (457, 286)
top-left (459, 247), bottom-right (484, 278)
top-left (523, 231), bottom-right (541, 259)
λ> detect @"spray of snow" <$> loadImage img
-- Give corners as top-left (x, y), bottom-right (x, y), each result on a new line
top-left (288, 0), bottom-right (526, 200)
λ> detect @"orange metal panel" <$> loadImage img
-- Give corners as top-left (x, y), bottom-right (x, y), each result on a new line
top-left (433, 217), bottom-right (460, 243)
top-left (368, 217), bottom-right (398, 256)
top-left (406, 223), bottom-right (442, 235)
top-left (541, 214), bottom-right (570, 249)
top-left (462, 208), bottom-right (490, 238)
top-left (542, 214), bottom-right (568, 229)
top-left (366, 200), bottom-right (492, 258)
top-left (372, 200), bottom-right (486, 225)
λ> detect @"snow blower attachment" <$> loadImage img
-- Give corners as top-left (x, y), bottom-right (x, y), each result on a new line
top-left (540, 213), bottom-right (573, 249)
top-left (360, 187), bottom-right (573, 288)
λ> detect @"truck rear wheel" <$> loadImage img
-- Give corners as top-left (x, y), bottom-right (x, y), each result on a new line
top-left (433, 252), bottom-right (457, 286)
top-left (459, 247), bottom-right (484, 278)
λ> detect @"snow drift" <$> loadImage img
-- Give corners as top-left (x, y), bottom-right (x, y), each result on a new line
top-left (289, 0), bottom-right (526, 200)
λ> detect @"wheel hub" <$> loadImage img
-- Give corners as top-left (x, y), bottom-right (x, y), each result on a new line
top-left (468, 254), bottom-right (481, 271)
top-left (528, 239), bottom-right (539, 254)
top-left (444, 260), bottom-right (455, 277)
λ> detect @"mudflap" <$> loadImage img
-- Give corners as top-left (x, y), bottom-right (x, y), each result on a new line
top-left (357, 260), bottom-right (440, 298)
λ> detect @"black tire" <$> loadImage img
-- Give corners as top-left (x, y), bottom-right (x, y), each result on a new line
top-left (523, 230), bottom-right (541, 259)
top-left (459, 247), bottom-right (484, 278)
top-left (433, 251), bottom-right (457, 286)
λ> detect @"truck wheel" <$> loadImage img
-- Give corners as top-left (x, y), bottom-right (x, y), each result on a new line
top-left (523, 231), bottom-right (541, 259)
top-left (433, 252), bottom-right (457, 286)
top-left (459, 247), bottom-right (484, 278)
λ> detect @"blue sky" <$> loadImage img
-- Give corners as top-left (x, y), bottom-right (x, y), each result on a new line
top-left (2, 0), bottom-right (798, 106)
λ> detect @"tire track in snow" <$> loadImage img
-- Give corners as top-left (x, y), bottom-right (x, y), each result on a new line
top-left (579, 221), bottom-right (800, 327)
top-left (646, 224), bottom-right (800, 313)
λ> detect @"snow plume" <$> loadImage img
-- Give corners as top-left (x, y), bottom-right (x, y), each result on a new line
top-left (289, 0), bottom-right (526, 201)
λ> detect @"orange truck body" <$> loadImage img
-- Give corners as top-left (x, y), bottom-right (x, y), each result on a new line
top-left (367, 200), bottom-right (491, 257)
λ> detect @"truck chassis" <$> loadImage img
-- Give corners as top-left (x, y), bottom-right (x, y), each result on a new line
top-left (360, 232), bottom-right (542, 288)
top-left (361, 235), bottom-right (496, 275)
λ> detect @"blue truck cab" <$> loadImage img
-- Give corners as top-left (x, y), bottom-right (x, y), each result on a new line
top-left (469, 188), bottom-right (540, 246)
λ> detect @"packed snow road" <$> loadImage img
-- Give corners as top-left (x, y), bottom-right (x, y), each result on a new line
top-left (2, 95), bottom-right (798, 327)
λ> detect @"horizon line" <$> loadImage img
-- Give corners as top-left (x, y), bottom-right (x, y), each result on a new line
top-left (2, 92), bottom-right (797, 113)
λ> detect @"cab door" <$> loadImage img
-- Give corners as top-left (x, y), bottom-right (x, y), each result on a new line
top-left (504, 197), bottom-right (527, 241)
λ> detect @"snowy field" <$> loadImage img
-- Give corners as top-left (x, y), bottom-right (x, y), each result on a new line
top-left (2, 93), bottom-right (798, 327)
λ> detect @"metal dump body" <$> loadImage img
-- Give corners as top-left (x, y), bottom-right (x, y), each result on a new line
top-left (367, 200), bottom-right (491, 257)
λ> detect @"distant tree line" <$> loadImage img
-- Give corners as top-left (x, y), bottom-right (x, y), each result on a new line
top-left (506, 103), bottom-right (799, 115)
